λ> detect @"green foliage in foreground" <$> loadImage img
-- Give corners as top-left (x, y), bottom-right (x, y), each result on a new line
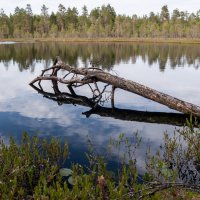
top-left (0, 134), bottom-right (68, 199)
top-left (0, 123), bottom-right (200, 199)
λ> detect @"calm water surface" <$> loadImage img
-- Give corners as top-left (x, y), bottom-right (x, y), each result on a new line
top-left (0, 42), bottom-right (200, 172)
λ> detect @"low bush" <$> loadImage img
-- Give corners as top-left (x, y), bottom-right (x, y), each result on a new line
top-left (0, 122), bottom-right (200, 199)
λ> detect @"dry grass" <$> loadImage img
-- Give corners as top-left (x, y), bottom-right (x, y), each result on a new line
top-left (1, 37), bottom-right (200, 44)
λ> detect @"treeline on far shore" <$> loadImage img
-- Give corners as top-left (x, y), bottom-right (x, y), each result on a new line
top-left (0, 4), bottom-right (200, 39)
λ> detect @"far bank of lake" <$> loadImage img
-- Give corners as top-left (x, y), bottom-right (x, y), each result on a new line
top-left (1, 37), bottom-right (200, 44)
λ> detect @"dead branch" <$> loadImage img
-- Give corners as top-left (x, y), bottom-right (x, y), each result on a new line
top-left (30, 75), bottom-right (93, 85)
top-left (30, 56), bottom-right (200, 117)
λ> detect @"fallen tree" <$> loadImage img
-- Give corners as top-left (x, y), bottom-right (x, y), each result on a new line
top-left (30, 83), bottom-right (190, 126)
top-left (30, 56), bottom-right (200, 117)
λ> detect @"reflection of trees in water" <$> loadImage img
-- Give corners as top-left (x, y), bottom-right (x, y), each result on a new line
top-left (0, 42), bottom-right (199, 72)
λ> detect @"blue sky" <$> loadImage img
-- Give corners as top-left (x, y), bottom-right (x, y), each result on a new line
top-left (1, 0), bottom-right (200, 16)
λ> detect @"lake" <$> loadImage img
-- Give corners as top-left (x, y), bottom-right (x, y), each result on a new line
top-left (0, 42), bottom-right (200, 173)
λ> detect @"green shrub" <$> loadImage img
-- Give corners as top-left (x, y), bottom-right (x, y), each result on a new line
top-left (0, 133), bottom-right (68, 199)
top-left (0, 123), bottom-right (200, 200)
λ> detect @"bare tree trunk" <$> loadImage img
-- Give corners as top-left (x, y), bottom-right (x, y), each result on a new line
top-left (30, 57), bottom-right (200, 117)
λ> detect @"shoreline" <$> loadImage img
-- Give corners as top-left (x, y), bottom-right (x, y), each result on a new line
top-left (1, 37), bottom-right (200, 44)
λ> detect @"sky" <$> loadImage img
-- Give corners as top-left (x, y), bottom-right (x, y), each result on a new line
top-left (1, 0), bottom-right (199, 16)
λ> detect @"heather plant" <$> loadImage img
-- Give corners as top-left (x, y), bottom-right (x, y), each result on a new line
top-left (0, 124), bottom-right (200, 199)
top-left (0, 133), bottom-right (68, 199)
top-left (146, 116), bottom-right (200, 184)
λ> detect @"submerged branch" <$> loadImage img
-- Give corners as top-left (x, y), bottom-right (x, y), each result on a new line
top-left (30, 83), bottom-right (191, 127)
top-left (30, 56), bottom-right (200, 117)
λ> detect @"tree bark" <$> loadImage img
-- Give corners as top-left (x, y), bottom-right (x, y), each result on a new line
top-left (30, 57), bottom-right (200, 117)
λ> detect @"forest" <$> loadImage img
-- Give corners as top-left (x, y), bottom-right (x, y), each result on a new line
top-left (0, 4), bottom-right (200, 39)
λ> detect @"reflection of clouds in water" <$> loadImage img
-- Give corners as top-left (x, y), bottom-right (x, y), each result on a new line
top-left (0, 95), bottom-right (177, 172)
top-left (1, 115), bottom-right (174, 173)
top-left (0, 61), bottom-right (179, 171)
top-left (76, 116), bottom-right (175, 172)
top-left (0, 96), bottom-right (75, 127)
top-left (0, 62), bottom-right (45, 101)
top-left (1, 57), bottom-right (200, 112)
top-left (114, 59), bottom-right (200, 106)
top-left (0, 43), bottom-right (199, 172)
top-left (90, 115), bottom-right (174, 142)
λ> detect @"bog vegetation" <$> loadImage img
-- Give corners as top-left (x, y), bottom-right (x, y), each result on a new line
top-left (0, 119), bottom-right (200, 199)
top-left (0, 4), bottom-right (200, 38)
